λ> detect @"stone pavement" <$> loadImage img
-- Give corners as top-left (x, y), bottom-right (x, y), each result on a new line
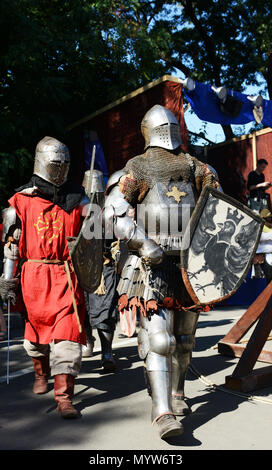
top-left (1, 305), bottom-right (272, 451)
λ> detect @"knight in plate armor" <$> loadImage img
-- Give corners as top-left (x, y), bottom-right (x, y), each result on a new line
top-left (0, 136), bottom-right (89, 419)
top-left (103, 105), bottom-right (221, 439)
top-left (82, 169), bottom-right (118, 372)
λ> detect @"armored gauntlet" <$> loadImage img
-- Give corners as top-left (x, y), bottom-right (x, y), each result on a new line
top-left (0, 277), bottom-right (19, 305)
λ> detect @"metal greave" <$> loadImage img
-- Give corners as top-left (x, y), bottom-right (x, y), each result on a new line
top-left (141, 308), bottom-right (176, 421)
top-left (148, 369), bottom-right (173, 422)
top-left (171, 310), bottom-right (199, 397)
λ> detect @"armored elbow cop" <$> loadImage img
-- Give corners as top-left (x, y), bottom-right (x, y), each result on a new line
top-left (103, 183), bottom-right (164, 267)
top-left (129, 232), bottom-right (164, 267)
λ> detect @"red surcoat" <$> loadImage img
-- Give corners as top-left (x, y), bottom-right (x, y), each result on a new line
top-left (9, 193), bottom-right (86, 345)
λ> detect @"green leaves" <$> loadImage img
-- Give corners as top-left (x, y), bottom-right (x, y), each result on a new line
top-left (0, 149), bottom-right (33, 211)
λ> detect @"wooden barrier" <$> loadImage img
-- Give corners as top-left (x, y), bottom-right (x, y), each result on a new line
top-left (218, 281), bottom-right (272, 392)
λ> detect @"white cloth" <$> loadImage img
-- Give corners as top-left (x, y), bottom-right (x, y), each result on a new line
top-left (256, 231), bottom-right (272, 266)
top-left (24, 339), bottom-right (82, 377)
top-left (266, 253), bottom-right (272, 266)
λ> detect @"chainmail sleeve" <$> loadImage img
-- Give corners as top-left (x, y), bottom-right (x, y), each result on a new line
top-left (192, 157), bottom-right (221, 194)
top-left (121, 153), bottom-right (149, 205)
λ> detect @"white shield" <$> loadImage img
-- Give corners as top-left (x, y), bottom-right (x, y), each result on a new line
top-left (181, 186), bottom-right (264, 306)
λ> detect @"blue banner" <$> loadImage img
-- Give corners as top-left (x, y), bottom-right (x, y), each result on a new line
top-left (84, 132), bottom-right (109, 184)
top-left (184, 80), bottom-right (272, 127)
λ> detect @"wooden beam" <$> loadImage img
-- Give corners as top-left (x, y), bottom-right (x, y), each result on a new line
top-left (218, 342), bottom-right (272, 364)
top-left (252, 131), bottom-right (257, 169)
top-left (219, 281), bottom-right (272, 392)
top-left (222, 290), bottom-right (272, 392)
top-left (225, 365), bottom-right (272, 392)
top-left (218, 281), bottom-right (272, 346)
top-left (231, 294), bottom-right (272, 378)
top-left (208, 127), bottom-right (272, 150)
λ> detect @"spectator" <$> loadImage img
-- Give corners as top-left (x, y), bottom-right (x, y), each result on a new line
top-left (0, 222), bottom-right (7, 340)
top-left (247, 159), bottom-right (271, 212)
top-left (253, 208), bottom-right (272, 283)
top-left (84, 240), bottom-right (118, 372)
top-left (81, 169), bottom-right (118, 371)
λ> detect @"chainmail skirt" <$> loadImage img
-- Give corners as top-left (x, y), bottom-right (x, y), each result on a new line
top-left (117, 253), bottom-right (194, 316)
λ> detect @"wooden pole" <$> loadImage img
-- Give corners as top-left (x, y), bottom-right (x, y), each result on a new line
top-left (252, 131), bottom-right (257, 169)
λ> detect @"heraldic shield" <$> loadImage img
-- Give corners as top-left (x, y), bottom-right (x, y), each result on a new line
top-left (181, 186), bottom-right (264, 307)
top-left (68, 205), bottom-right (103, 294)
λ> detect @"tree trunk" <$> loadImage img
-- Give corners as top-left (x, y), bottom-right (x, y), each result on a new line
top-left (221, 124), bottom-right (234, 140)
top-left (267, 51), bottom-right (272, 100)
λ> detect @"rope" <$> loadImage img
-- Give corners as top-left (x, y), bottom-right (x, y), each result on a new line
top-left (64, 261), bottom-right (82, 334)
top-left (189, 363), bottom-right (272, 405)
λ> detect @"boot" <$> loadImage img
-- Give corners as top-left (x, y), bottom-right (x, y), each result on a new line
top-left (54, 374), bottom-right (78, 419)
top-left (155, 414), bottom-right (184, 439)
top-left (172, 394), bottom-right (191, 416)
top-left (32, 356), bottom-right (50, 394)
top-left (82, 321), bottom-right (96, 357)
top-left (82, 340), bottom-right (95, 358)
top-left (97, 329), bottom-right (116, 372)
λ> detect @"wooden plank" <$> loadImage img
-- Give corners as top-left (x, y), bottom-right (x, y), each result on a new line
top-left (209, 127), bottom-right (272, 150)
top-left (231, 294), bottom-right (272, 378)
top-left (219, 281), bottom-right (272, 344)
top-left (225, 365), bottom-right (272, 393)
top-left (218, 342), bottom-right (272, 364)
top-left (220, 283), bottom-right (272, 393)
top-left (252, 131), bottom-right (257, 168)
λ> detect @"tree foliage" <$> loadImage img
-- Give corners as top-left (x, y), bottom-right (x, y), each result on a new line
top-left (98, 0), bottom-right (272, 138)
top-left (0, 0), bottom-right (153, 209)
top-left (100, 0), bottom-right (272, 94)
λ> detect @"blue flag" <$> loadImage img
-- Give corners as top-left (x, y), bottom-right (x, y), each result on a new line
top-left (184, 80), bottom-right (272, 127)
top-left (84, 132), bottom-right (109, 185)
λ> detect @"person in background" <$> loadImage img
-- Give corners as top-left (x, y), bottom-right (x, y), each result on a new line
top-left (0, 221), bottom-right (7, 340)
top-left (82, 169), bottom-right (118, 372)
top-left (247, 159), bottom-right (271, 212)
top-left (84, 241), bottom-right (118, 372)
top-left (253, 208), bottom-right (272, 283)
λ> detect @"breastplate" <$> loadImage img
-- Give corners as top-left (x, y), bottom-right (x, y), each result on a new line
top-left (136, 180), bottom-right (196, 254)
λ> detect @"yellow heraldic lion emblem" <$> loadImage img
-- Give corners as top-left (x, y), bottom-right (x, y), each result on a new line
top-left (34, 211), bottom-right (63, 243)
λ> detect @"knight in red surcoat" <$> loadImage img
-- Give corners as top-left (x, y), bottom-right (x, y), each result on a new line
top-left (0, 136), bottom-right (89, 419)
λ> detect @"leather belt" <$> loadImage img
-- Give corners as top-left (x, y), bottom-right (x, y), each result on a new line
top-left (28, 259), bottom-right (64, 265)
